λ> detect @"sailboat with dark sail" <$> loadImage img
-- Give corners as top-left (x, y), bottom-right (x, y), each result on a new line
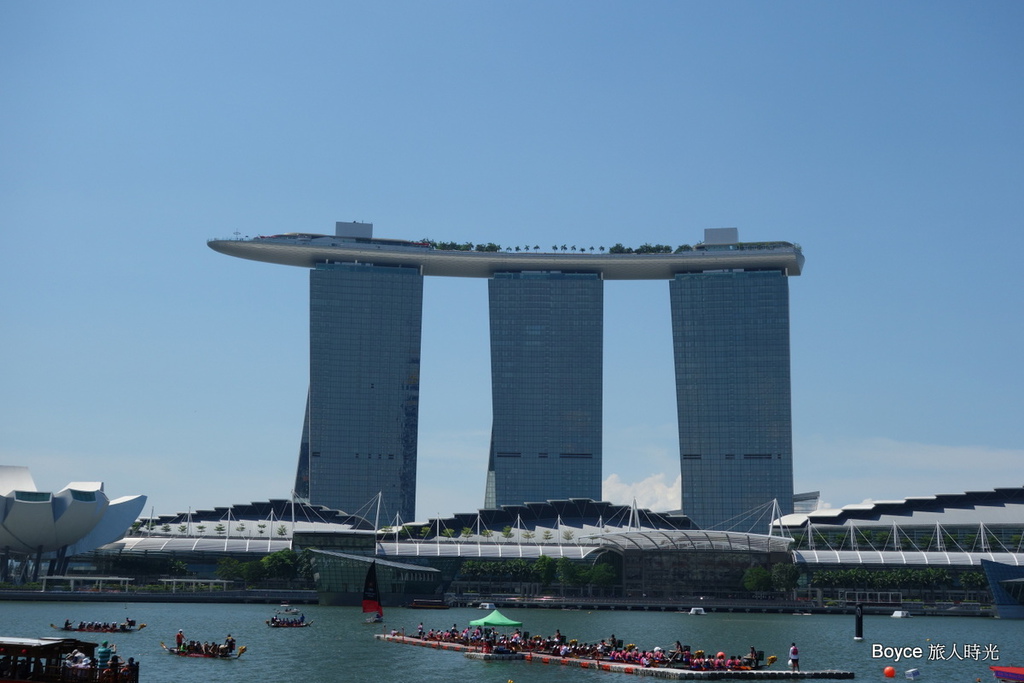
top-left (362, 560), bottom-right (384, 623)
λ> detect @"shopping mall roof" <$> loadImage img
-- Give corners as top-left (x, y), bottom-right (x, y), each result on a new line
top-left (777, 486), bottom-right (1024, 528)
top-left (587, 529), bottom-right (793, 553)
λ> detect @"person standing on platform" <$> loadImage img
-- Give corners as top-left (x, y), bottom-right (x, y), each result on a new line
top-left (789, 642), bottom-right (800, 671)
top-left (95, 641), bottom-right (114, 669)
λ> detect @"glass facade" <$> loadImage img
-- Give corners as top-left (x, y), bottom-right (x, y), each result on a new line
top-left (310, 550), bottom-right (442, 607)
top-left (485, 272), bottom-right (603, 508)
top-left (670, 270), bottom-right (794, 530)
top-left (297, 263), bottom-right (422, 523)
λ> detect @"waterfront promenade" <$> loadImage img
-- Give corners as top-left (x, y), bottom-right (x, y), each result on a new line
top-left (0, 588), bottom-right (318, 604)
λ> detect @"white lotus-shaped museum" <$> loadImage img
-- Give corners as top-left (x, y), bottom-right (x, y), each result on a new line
top-left (0, 465), bottom-right (146, 557)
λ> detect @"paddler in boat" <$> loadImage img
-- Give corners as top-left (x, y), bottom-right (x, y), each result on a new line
top-left (225, 634), bottom-right (236, 654)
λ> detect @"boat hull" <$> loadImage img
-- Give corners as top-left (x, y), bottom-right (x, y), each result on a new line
top-left (992, 667), bottom-right (1024, 681)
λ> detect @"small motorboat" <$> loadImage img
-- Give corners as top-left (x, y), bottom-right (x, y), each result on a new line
top-left (688, 607), bottom-right (706, 615)
top-left (890, 610), bottom-right (912, 618)
top-left (478, 602), bottom-right (496, 610)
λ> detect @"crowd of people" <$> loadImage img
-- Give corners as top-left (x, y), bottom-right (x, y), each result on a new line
top-left (402, 623), bottom-right (778, 671)
top-left (268, 614), bottom-right (306, 627)
top-left (171, 629), bottom-right (238, 657)
top-left (64, 643), bottom-right (140, 682)
top-left (59, 619), bottom-right (141, 632)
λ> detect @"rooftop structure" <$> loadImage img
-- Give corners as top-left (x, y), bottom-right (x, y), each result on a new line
top-left (208, 229), bottom-right (804, 279)
top-left (774, 485), bottom-right (1024, 568)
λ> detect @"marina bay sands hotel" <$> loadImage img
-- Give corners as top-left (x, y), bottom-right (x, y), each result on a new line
top-left (208, 223), bottom-right (804, 530)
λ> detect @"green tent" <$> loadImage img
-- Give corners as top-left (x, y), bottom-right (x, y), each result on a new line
top-left (469, 609), bottom-right (522, 627)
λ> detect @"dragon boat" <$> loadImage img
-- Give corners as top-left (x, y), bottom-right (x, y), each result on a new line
top-left (160, 642), bottom-right (246, 658)
top-left (266, 618), bottom-right (313, 628)
top-left (51, 621), bottom-right (145, 633)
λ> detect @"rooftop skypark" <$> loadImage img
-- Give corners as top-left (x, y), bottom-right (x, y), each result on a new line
top-left (208, 231), bottom-right (804, 279)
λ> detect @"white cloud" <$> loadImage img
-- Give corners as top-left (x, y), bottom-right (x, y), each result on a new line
top-left (603, 472), bottom-right (681, 511)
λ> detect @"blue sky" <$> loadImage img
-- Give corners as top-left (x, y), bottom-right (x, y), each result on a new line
top-left (2, 2), bottom-right (1022, 522)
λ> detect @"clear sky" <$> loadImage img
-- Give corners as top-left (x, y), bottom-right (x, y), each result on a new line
top-left (2, 2), bottom-right (1022, 524)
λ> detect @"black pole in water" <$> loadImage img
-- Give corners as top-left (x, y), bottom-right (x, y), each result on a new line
top-left (854, 603), bottom-right (864, 641)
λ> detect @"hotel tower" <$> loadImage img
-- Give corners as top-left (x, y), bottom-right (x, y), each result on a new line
top-left (209, 224), bottom-right (803, 529)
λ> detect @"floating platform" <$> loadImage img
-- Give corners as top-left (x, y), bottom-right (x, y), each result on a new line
top-left (375, 635), bottom-right (854, 678)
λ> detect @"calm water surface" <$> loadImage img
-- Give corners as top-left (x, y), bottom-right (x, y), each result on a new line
top-left (5, 601), bottom-right (1020, 682)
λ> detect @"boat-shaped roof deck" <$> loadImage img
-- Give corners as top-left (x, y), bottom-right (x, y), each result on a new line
top-left (208, 235), bottom-right (804, 280)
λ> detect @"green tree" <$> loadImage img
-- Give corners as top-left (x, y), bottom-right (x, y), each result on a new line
top-left (584, 563), bottom-right (617, 596)
top-left (742, 566), bottom-right (772, 592)
top-left (261, 549), bottom-right (299, 581)
top-left (959, 571), bottom-right (988, 591)
top-left (460, 560), bottom-right (483, 580)
top-left (533, 556), bottom-right (557, 587)
top-left (240, 560), bottom-right (267, 585)
top-left (215, 557), bottom-right (244, 582)
top-left (507, 559), bottom-right (532, 590)
top-left (556, 557), bottom-right (579, 593)
top-left (771, 563), bottom-right (800, 594)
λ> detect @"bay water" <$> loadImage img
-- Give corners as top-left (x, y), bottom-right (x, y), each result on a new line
top-left (5, 601), bottom-right (1020, 682)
